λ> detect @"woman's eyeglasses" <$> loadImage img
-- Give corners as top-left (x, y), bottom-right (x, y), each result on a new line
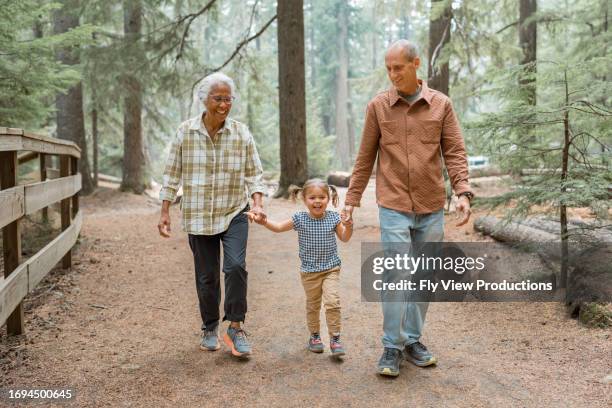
top-left (209, 95), bottom-right (235, 104)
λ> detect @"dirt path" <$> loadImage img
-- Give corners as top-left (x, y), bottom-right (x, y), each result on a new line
top-left (1, 182), bottom-right (610, 407)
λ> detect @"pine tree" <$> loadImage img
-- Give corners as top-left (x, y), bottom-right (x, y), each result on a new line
top-left (0, 1), bottom-right (92, 129)
top-left (428, 0), bottom-right (452, 95)
top-left (467, 1), bottom-right (611, 288)
top-left (276, 0), bottom-right (308, 197)
top-left (53, 0), bottom-right (95, 194)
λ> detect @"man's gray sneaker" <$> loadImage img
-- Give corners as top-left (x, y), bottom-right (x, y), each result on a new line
top-left (403, 341), bottom-right (437, 367)
top-left (223, 327), bottom-right (251, 357)
top-left (377, 347), bottom-right (402, 377)
top-left (200, 329), bottom-right (220, 351)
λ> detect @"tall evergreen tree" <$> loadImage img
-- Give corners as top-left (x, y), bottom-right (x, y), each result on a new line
top-left (468, 17), bottom-right (611, 290)
top-left (276, 0), bottom-right (308, 197)
top-left (0, 1), bottom-right (90, 129)
top-left (120, 0), bottom-right (147, 193)
top-left (53, 0), bottom-right (95, 194)
top-left (334, 0), bottom-right (351, 170)
top-left (519, 0), bottom-right (537, 105)
top-left (428, 0), bottom-right (452, 95)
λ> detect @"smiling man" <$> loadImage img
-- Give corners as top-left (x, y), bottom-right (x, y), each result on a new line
top-left (342, 40), bottom-right (474, 377)
top-left (157, 72), bottom-right (266, 358)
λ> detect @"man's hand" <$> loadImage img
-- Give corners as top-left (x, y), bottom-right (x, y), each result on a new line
top-left (341, 204), bottom-right (354, 223)
top-left (455, 195), bottom-right (471, 227)
top-left (158, 211), bottom-right (172, 237)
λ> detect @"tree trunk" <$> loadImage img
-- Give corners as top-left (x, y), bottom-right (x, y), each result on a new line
top-left (560, 68), bottom-right (570, 291)
top-left (121, 0), bottom-right (147, 194)
top-left (255, 6), bottom-right (261, 51)
top-left (347, 79), bottom-right (356, 161)
top-left (307, 0), bottom-right (316, 88)
top-left (322, 114), bottom-right (331, 135)
top-left (598, 5), bottom-right (607, 166)
top-left (401, 5), bottom-right (411, 38)
top-left (33, 18), bottom-right (43, 38)
top-left (371, 3), bottom-right (377, 70)
top-left (53, 0), bottom-right (94, 195)
top-left (334, 1), bottom-right (350, 170)
top-left (327, 171), bottom-right (351, 187)
top-left (519, 0), bottom-right (537, 105)
top-left (246, 82), bottom-right (254, 132)
top-left (427, 0), bottom-right (452, 96)
top-left (474, 215), bottom-right (556, 243)
top-left (91, 86), bottom-right (98, 188)
top-left (519, 217), bottom-right (612, 243)
top-left (276, 0), bottom-right (308, 197)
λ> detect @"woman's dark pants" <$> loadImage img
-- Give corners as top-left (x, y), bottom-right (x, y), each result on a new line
top-left (188, 210), bottom-right (249, 332)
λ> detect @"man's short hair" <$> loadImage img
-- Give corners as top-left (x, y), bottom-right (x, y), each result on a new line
top-left (387, 40), bottom-right (419, 62)
top-left (197, 72), bottom-right (236, 105)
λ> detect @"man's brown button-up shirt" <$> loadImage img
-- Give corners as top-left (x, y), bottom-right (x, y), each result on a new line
top-left (346, 80), bottom-right (473, 214)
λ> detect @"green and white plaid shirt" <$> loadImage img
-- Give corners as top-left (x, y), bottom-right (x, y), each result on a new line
top-left (159, 114), bottom-right (266, 235)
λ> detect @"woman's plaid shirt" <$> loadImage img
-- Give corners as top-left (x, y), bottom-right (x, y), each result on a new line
top-left (159, 115), bottom-right (266, 235)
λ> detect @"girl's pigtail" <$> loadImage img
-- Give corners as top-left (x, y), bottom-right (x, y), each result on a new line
top-left (288, 184), bottom-right (302, 203)
top-left (329, 185), bottom-right (339, 208)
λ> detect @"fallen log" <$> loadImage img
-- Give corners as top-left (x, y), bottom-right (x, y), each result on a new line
top-left (474, 215), bottom-right (611, 320)
top-left (519, 216), bottom-right (612, 243)
top-left (473, 215), bottom-right (601, 259)
top-left (94, 173), bottom-right (122, 184)
top-left (327, 171), bottom-right (351, 188)
top-left (473, 216), bottom-right (557, 243)
top-left (565, 217), bottom-right (612, 241)
top-left (473, 216), bottom-right (568, 274)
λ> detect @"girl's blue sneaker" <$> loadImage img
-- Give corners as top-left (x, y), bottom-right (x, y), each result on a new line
top-left (308, 333), bottom-right (324, 353)
top-left (330, 335), bottom-right (345, 357)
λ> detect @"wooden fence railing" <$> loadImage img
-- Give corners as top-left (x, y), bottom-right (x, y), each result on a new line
top-left (0, 128), bottom-right (82, 335)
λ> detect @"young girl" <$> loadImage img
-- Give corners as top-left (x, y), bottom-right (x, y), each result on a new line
top-left (248, 179), bottom-right (353, 357)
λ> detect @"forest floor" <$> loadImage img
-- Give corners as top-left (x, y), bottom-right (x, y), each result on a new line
top-left (0, 179), bottom-right (610, 407)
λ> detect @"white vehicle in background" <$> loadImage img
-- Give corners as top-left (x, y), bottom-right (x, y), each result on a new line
top-left (468, 156), bottom-right (490, 170)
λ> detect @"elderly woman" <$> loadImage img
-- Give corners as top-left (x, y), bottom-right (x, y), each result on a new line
top-left (157, 72), bottom-right (266, 358)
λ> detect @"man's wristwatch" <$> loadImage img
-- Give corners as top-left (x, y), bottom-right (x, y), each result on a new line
top-left (457, 192), bottom-right (474, 201)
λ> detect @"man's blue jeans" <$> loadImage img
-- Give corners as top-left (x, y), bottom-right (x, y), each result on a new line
top-left (379, 206), bottom-right (445, 350)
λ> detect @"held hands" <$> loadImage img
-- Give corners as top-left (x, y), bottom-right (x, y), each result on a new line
top-left (341, 204), bottom-right (354, 225)
top-left (455, 195), bottom-right (472, 227)
top-left (338, 204), bottom-right (354, 242)
top-left (340, 210), bottom-right (353, 227)
top-left (246, 205), bottom-right (267, 225)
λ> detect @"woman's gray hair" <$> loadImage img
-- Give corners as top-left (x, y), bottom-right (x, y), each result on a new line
top-left (197, 72), bottom-right (236, 104)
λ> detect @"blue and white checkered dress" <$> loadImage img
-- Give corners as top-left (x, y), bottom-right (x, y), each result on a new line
top-left (292, 211), bottom-right (342, 273)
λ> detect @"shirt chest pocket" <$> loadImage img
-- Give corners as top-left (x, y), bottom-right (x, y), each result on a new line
top-left (417, 120), bottom-right (442, 144)
top-left (380, 120), bottom-right (400, 145)
top-left (221, 148), bottom-right (243, 173)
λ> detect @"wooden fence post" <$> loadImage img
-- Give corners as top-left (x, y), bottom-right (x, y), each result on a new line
top-left (0, 151), bottom-right (24, 335)
top-left (39, 153), bottom-right (48, 222)
top-left (60, 156), bottom-right (71, 269)
top-left (71, 157), bottom-right (79, 217)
